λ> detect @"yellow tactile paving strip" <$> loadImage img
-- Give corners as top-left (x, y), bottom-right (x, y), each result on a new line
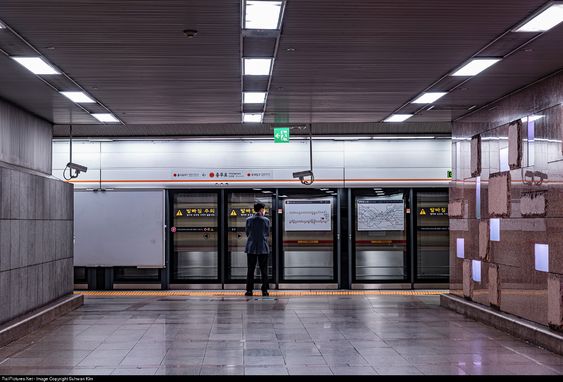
top-left (75, 290), bottom-right (448, 297)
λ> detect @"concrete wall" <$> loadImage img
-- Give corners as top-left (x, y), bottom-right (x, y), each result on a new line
top-left (450, 71), bottom-right (563, 330)
top-left (0, 99), bottom-right (73, 325)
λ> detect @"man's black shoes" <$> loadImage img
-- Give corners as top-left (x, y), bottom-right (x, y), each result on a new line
top-left (245, 291), bottom-right (253, 296)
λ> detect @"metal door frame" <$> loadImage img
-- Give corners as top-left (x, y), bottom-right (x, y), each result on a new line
top-left (350, 188), bottom-right (413, 286)
top-left (277, 188), bottom-right (340, 285)
top-left (412, 188), bottom-right (450, 284)
top-left (223, 189), bottom-right (277, 287)
top-left (168, 189), bottom-right (222, 285)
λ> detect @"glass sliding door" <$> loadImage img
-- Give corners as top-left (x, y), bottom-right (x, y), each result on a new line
top-left (353, 189), bottom-right (408, 282)
top-left (280, 190), bottom-right (337, 282)
top-left (171, 191), bottom-right (219, 282)
top-left (226, 191), bottom-right (274, 282)
top-left (415, 190), bottom-right (449, 281)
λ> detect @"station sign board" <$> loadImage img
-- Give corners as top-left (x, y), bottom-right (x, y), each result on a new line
top-left (171, 169), bottom-right (274, 180)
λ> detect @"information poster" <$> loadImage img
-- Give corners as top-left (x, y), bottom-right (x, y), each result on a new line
top-left (284, 200), bottom-right (332, 231)
top-left (357, 199), bottom-right (404, 231)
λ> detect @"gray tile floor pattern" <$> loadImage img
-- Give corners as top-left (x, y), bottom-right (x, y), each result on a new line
top-left (0, 294), bottom-right (561, 375)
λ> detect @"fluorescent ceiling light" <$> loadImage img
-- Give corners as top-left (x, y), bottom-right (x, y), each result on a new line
top-left (384, 114), bottom-right (413, 122)
top-left (243, 113), bottom-right (263, 123)
top-left (515, 3), bottom-right (563, 32)
top-left (244, 58), bottom-right (272, 75)
top-left (0, 21), bottom-right (5, 29)
top-left (60, 91), bottom-right (96, 103)
top-left (412, 92), bottom-right (447, 104)
top-left (92, 113), bottom-right (119, 123)
top-left (245, 1), bottom-right (283, 30)
top-left (521, 115), bottom-right (543, 122)
top-left (371, 136), bottom-right (435, 139)
top-left (243, 92), bottom-right (267, 104)
top-left (12, 57), bottom-right (60, 75)
top-left (451, 58), bottom-right (500, 76)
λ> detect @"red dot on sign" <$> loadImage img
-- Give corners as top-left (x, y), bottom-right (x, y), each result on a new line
top-left (173, 173), bottom-right (177, 177)
top-left (209, 172), bottom-right (215, 178)
top-left (247, 173), bottom-right (251, 177)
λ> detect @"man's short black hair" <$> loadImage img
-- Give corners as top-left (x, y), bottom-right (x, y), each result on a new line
top-left (254, 202), bottom-right (265, 212)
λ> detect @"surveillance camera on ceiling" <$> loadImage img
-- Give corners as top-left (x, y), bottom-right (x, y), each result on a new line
top-left (64, 162), bottom-right (88, 180)
top-left (292, 170), bottom-right (314, 185)
top-left (67, 162), bottom-right (88, 174)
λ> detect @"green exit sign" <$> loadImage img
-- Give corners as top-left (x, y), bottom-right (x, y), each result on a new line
top-left (447, 170), bottom-right (453, 178)
top-left (274, 127), bottom-right (290, 143)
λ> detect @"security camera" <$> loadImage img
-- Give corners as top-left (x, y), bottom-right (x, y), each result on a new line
top-left (292, 170), bottom-right (313, 179)
top-left (292, 170), bottom-right (314, 185)
top-left (66, 162), bottom-right (88, 174)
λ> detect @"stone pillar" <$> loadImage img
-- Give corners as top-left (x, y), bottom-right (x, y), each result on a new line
top-left (0, 98), bottom-right (74, 325)
top-left (463, 259), bottom-right (473, 299)
top-left (489, 264), bottom-right (501, 310)
top-left (479, 220), bottom-right (490, 261)
top-left (547, 273), bottom-right (563, 331)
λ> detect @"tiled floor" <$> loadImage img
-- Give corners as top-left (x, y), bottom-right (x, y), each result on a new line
top-left (0, 293), bottom-right (561, 375)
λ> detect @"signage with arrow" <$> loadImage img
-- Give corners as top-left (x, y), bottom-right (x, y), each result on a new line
top-left (274, 127), bottom-right (290, 143)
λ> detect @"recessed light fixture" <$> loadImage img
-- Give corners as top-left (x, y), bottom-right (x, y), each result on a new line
top-left (60, 91), bottom-right (96, 104)
top-left (515, 3), bottom-right (563, 32)
top-left (244, 0), bottom-right (283, 30)
top-left (451, 58), bottom-right (501, 76)
top-left (411, 92), bottom-right (447, 104)
top-left (243, 113), bottom-right (263, 123)
top-left (244, 58), bottom-right (272, 75)
top-left (12, 57), bottom-right (60, 75)
top-left (522, 115), bottom-right (544, 122)
top-left (243, 92), bottom-right (267, 104)
top-left (384, 114), bottom-right (413, 122)
top-left (92, 113), bottom-right (119, 123)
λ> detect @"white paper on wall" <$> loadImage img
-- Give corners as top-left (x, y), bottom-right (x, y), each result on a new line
top-left (284, 199), bottom-right (332, 231)
top-left (357, 199), bottom-right (404, 231)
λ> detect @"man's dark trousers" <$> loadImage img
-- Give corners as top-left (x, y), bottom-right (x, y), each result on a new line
top-left (246, 253), bottom-right (269, 292)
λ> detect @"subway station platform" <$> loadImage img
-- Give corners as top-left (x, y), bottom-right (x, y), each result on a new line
top-left (0, 292), bottom-right (561, 376)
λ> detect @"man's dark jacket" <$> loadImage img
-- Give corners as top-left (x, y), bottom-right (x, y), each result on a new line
top-left (245, 214), bottom-right (270, 254)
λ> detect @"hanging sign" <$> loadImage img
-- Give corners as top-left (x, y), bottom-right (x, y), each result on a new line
top-left (274, 127), bottom-right (290, 143)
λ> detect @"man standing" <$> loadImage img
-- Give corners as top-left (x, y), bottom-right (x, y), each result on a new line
top-left (245, 202), bottom-right (270, 296)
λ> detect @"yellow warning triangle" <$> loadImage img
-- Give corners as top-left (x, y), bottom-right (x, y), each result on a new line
top-left (176, 210), bottom-right (183, 217)
top-left (230, 209), bottom-right (237, 216)
top-left (419, 209), bottom-right (426, 215)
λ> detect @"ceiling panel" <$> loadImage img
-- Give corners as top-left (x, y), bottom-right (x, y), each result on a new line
top-left (0, 0), bottom-right (561, 135)
top-left (0, 54), bottom-right (97, 124)
top-left (266, 0), bottom-right (554, 123)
